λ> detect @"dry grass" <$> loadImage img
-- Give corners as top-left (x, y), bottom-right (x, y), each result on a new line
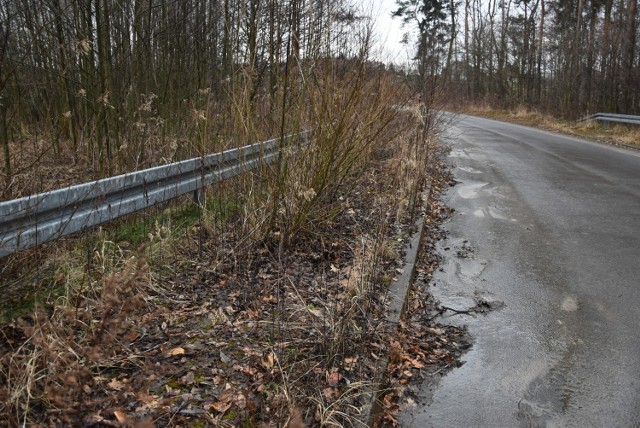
top-left (0, 91), bottom-right (436, 426)
top-left (611, 127), bottom-right (640, 146)
top-left (464, 104), bottom-right (640, 147)
top-left (244, 106), bottom-right (432, 425)
top-left (0, 24), bottom-right (445, 423)
top-left (0, 254), bottom-right (152, 426)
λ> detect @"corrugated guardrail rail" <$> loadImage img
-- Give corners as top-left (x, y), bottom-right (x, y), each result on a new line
top-left (0, 132), bottom-right (309, 257)
top-left (580, 112), bottom-right (640, 126)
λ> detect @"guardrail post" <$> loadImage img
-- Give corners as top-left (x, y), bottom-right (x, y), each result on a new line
top-left (193, 189), bottom-right (203, 206)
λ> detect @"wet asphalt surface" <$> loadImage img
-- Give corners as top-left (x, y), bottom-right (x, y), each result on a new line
top-left (399, 115), bottom-right (640, 427)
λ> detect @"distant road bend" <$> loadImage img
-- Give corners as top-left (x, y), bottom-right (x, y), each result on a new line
top-left (400, 115), bottom-right (640, 427)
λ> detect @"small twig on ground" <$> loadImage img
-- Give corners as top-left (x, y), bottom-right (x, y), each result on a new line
top-left (438, 305), bottom-right (476, 315)
top-left (430, 362), bottom-right (455, 377)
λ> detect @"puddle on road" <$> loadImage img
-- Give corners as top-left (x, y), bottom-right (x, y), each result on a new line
top-left (473, 206), bottom-right (508, 220)
top-left (456, 258), bottom-right (489, 284)
top-left (457, 182), bottom-right (488, 199)
top-left (449, 149), bottom-right (471, 158)
top-left (561, 296), bottom-right (579, 312)
top-left (457, 166), bottom-right (483, 174)
top-left (440, 295), bottom-right (479, 313)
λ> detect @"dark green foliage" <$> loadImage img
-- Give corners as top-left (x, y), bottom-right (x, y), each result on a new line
top-left (394, 0), bottom-right (451, 60)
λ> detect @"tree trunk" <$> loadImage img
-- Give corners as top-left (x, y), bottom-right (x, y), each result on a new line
top-left (0, 12), bottom-right (11, 198)
top-left (446, 0), bottom-right (456, 83)
top-left (600, 0), bottom-right (614, 109)
top-left (464, 0), bottom-right (471, 97)
top-left (536, 0), bottom-right (545, 102)
top-left (52, 0), bottom-right (79, 163)
top-left (95, 0), bottom-right (112, 174)
top-left (0, 101), bottom-right (10, 199)
top-left (623, 0), bottom-right (637, 111)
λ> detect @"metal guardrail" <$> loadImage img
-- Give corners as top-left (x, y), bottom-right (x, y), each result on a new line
top-left (0, 132), bottom-right (309, 257)
top-left (580, 113), bottom-right (640, 126)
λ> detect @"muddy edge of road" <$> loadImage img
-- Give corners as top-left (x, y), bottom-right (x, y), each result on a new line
top-left (370, 148), bottom-right (497, 426)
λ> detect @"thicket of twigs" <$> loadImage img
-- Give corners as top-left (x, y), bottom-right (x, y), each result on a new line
top-left (0, 0), bottom-right (414, 200)
top-left (0, 90), bottom-right (435, 427)
top-left (0, 3), bottom-right (450, 424)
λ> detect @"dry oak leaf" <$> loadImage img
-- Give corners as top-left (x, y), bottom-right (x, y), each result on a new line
top-left (108, 378), bottom-right (126, 391)
top-left (246, 309), bottom-right (261, 319)
top-left (113, 410), bottom-right (126, 423)
top-left (181, 371), bottom-right (196, 385)
top-left (210, 399), bottom-right (233, 414)
top-left (210, 390), bottom-right (236, 413)
top-left (289, 407), bottom-right (307, 428)
top-left (262, 351), bottom-right (277, 370)
top-left (135, 391), bottom-right (159, 412)
top-left (308, 307), bottom-right (323, 317)
top-left (167, 347), bottom-right (186, 356)
top-left (409, 358), bottom-right (425, 369)
top-left (263, 294), bottom-right (276, 303)
top-left (322, 387), bottom-right (339, 399)
top-left (235, 392), bottom-right (247, 410)
top-left (388, 340), bottom-right (404, 365)
top-left (235, 365), bottom-right (258, 376)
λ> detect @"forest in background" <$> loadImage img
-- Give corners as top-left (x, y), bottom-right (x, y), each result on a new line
top-left (1, 0), bottom-right (638, 201)
top-left (0, 0), bottom-right (406, 201)
top-left (394, 0), bottom-right (639, 118)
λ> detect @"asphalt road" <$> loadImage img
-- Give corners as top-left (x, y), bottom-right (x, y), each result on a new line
top-left (399, 115), bottom-right (640, 427)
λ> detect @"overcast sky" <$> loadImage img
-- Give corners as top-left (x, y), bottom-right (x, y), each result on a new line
top-left (361, 0), bottom-right (416, 63)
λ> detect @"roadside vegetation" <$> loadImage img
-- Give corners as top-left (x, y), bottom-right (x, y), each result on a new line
top-left (458, 104), bottom-right (640, 148)
top-left (5, 0), bottom-right (637, 424)
top-left (0, 1), bottom-right (455, 425)
top-left (0, 103), bottom-right (436, 426)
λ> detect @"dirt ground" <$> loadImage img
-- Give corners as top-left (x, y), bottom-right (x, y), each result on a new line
top-left (0, 145), bottom-right (471, 427)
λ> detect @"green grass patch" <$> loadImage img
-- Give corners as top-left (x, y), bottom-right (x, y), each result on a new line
top-left (0, 194), bottom-right (241, 323)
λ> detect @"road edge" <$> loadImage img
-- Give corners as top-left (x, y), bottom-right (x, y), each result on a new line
top-left (457, 111), bottom-right (640, 152)
top-left (359, 184), bottom-right (431, 426)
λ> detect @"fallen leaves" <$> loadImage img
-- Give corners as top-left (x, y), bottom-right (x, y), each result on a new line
top-left (378, 185), bottom-right (472, 427)
top-left (113, 410), bottom-right (126, 423)
top-left (210, 389), bottom-right (251, 414)
top-left (107, 378), bottom-right (127, 391)
top-left (167, 347), bottom-right (186, 357)
top-left (0, 139), bottom-right (452, 427)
